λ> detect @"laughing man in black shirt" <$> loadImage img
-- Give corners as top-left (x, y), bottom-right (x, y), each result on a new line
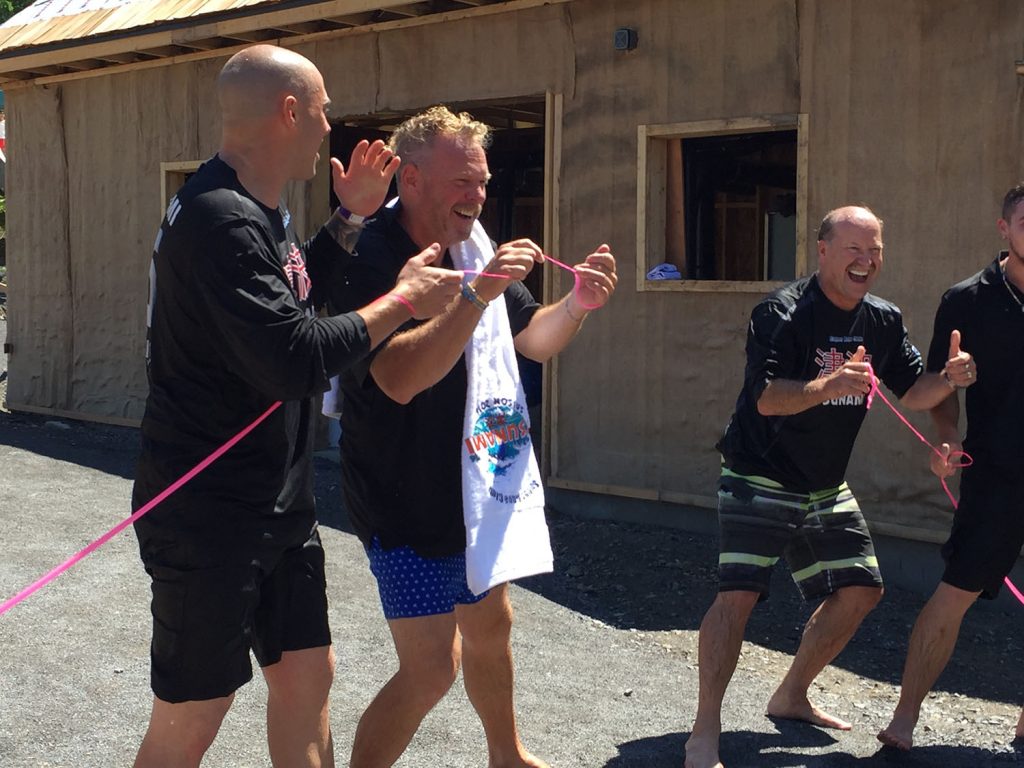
top-left (131, 46), bottom-right (461, 768)
top-left (332, 106), bottom-right (617, 768)
top-left (685, 206), bottom-right (974, 768)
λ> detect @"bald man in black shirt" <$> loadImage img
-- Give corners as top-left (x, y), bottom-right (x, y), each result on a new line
top-left (132, 45), bottom-right (460, 767)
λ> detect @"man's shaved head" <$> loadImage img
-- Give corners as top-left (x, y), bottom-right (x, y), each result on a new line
top-left (817, 205), bottom-right (883, 243)
top-left (218, 44), bottom-right (320, 120)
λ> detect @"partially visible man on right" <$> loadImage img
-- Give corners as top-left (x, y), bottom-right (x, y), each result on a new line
top-left (878, 184), bottom-right (1024, 750)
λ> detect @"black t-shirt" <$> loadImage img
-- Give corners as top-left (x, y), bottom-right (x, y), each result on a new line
top-left (329, 205), bottom-right (540, 557)
top-left (133, 155), bottom-right (370, 553)
top-left (718, 275), bottom-right (923, 492)
top-left (926, 254), bottom-right (1024, 476)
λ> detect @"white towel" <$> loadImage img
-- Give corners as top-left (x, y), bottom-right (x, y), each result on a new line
top-left (451, 221), bottom-right (553, 595)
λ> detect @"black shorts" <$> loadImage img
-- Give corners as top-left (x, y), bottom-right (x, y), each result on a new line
top-left (134, 508), bottom-right (331, 703)
top-left (942, 466), bottom-right (1024, 599)
top-left (717, 469), bottom-right (882, 601)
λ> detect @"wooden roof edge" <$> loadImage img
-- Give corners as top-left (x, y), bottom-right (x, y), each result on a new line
top-left (0, 0), bottom-right (566, 87)
top-left (0, 0), bottom-right (322, 64)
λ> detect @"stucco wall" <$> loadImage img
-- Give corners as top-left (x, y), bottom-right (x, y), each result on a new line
top-left (6, 0), bottom-right (1023, 536)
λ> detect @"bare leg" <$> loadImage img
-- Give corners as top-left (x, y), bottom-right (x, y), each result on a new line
top-left (133, 694), bottom-right (234, 768)
top-left (685, 590), bottom-right (760, 768)
top-left (1015, 707), bottom-right (1024, 741)
top-left (264, 645), bottom-right (336, 767)
top-left (878, 582), bottom-right (979, 750)
top-left (767, 585), bottom-right (881, 729)
top-left (457, 584), bottom-right (548, 768)
top-left (349, 613), bottom-right (461, 768)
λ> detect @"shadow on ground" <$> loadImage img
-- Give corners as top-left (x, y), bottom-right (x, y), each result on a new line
top-left (517, 512), bottom-right (1023, 707)
top-left (606, 726), bottom-right (1024, 767)
top-left (0, 411), bottom-right (137, 480)
top-left (316, 454), bottom-right (1023, 708)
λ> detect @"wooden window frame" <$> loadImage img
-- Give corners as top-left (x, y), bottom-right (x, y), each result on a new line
top-left (636, 114), bottom-right (808, 294)
top-left (160, 160), bottom-right (202, 218)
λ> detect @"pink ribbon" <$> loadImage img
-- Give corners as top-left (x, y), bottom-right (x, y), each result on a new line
top-left (462, 254), bottom-right (607, 311)
top-left (542, 253), bottom-right (605, 310)
top-left (0, 400), bottom-right (282, 617)
top-left (865, 371), bottom-right (1024, 604)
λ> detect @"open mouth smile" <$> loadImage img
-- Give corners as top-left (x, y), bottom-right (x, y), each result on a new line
top-left (847, 267), bottom-right (871, 284)
top-left (454, 206), bottom-right (479, 221)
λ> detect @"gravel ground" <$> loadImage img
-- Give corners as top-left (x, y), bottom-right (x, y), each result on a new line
top-left (1, 313), bottom-right (1023, 767)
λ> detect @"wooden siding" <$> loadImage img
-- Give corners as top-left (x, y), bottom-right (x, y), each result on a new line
top-left (5, 0), bottom-right (1024, 540)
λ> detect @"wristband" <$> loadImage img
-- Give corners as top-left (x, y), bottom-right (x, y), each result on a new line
top-left (942, 369), bottom-right (957, 390)
top-left (564, 296), bottom-right (586, 323)
top-left (337, 206), bottom-right (366, 225)
top-left (461, 283), bottom-right (489, 311)
top-left (389, 293), bottom-right (416, 316)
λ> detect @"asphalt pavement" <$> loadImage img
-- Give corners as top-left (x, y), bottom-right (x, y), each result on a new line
top-left (1, 314), bottom-right (1023, 767)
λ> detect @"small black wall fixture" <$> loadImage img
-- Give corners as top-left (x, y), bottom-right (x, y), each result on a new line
top-left (614, 27), bottom-right (638, 52)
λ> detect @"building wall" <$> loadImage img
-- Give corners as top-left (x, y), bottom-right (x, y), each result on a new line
top-left (6, 60), bottom-right (225, 422)
top-left (797, 0), bottom-right (1024, 535)
top-left (6, 0), bottom-right (1023, 536)
top-left (549, 0), bottom-right (1024, 538)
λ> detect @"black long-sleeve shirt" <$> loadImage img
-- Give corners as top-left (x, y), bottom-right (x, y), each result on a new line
top-left (133, 155), bottom-right (368, 548)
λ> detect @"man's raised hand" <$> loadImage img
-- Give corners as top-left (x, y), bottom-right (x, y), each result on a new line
top-left (943, 330), bottom-right (976, 388)
top-left (331, 139), bottom-right (401, 218)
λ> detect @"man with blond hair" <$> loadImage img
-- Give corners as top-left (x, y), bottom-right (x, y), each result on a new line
top-left (131, 47), bottom-right (460, 768)
top-left (330, 105), bottom-right (617, 767)
top-left (684, 206), bottom-right (974, 768)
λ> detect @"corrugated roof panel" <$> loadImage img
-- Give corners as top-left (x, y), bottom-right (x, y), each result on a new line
top-left (37, 7), bottom-right (117, 43)
top-left (0, 0), bottom-right (508, 80)
top-left (1, 0), bottom-right (276, 38)
top-left (97, 1), bottom-right (167, 33)
top-left (4, 0), bottom-right (133, 28)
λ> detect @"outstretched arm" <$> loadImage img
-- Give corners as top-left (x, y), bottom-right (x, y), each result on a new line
top-left (370, 239), bottom-right (541, 404)
top-left (514, 245), bottom-right (617, 363)
top-left (351, 244), bottom-right (462, 351)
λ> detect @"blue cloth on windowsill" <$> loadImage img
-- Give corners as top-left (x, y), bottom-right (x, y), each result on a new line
top-left (646, 263), bottom-right (682, 280)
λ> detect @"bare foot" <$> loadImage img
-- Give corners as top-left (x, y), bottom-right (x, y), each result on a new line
top-left (766, 690), bottom-right (852, 730)
top-left (877, 716), bottom-right (914, 751)
top-left (489, 751), bottom-right (550, 768)
top-left (1016, 708), bottom-right (1024, 742)
top-left (684, 734), bottom-right (724, 768)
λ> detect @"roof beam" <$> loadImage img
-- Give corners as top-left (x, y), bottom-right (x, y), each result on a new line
top-left (0, 0), bottom-right (566, 86)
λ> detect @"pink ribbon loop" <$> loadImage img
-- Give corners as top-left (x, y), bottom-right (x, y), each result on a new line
top-left (543, 253), bottom-right (606, 311)
top-left (464, 254), bottom-right (609, 312)
top-left (865, 367), bottom-right (1020, 604)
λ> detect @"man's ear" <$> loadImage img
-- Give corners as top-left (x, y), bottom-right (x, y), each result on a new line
top-left (398, 162), bottom-right (419, 192)
top-left (281, 94), bottom-right (298, 126)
